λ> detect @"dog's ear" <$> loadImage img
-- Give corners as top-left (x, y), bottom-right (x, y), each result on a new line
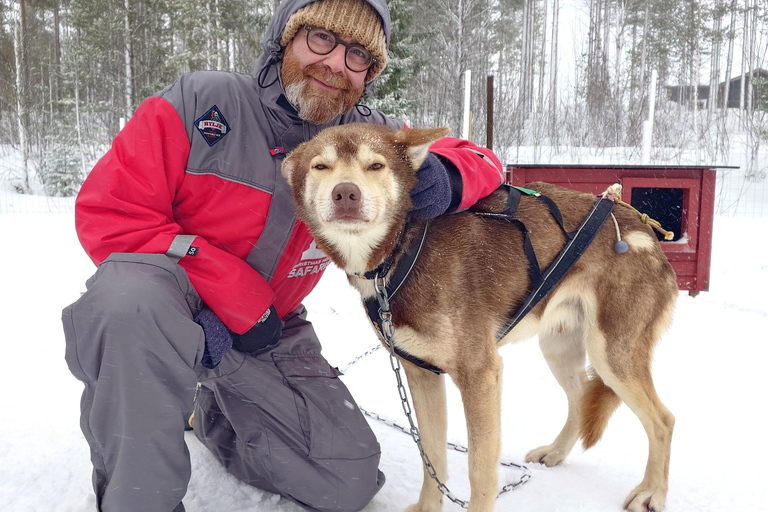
top-left (281, 149), bottom-right (299, 181)
top-left (394, 127), bottom-right (452, 169)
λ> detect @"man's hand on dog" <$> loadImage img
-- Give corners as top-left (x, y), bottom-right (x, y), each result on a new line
top-left (409, 153), bottom-right (461, 219)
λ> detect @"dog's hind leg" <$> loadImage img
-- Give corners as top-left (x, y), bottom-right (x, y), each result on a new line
top-left (402, 362), bottom-right (448, 512)
top-left (585, 326), bottom-right (674, 512)
top-left (525, 323), bottom-right (589, 467)
top-left (454, 350), bottom-right (503, 512)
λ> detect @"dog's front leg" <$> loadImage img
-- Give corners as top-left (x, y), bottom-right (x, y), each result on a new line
top-left (455, 353), bottom-right (503, 512)
top-left (402, 361), bottom-right (447, 512)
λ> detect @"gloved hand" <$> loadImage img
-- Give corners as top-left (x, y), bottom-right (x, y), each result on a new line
top-left (232, 305), bottom-right (283, 356)
top-left (194, 307), bottom-right (234, 370)
top-left (409, 153), bottom-right (460, 220)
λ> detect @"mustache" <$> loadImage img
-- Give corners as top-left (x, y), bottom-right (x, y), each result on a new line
top-left (304, 63), bottom-right (351, 90)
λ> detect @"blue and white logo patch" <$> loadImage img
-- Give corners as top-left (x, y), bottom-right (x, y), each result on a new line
top-left (195, 105), bottom-right (231, 147)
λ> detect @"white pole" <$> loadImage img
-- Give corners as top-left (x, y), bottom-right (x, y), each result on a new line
top-left (641, 69), bottom-right (657, 164)
top-left (462, 70), bottom-right (472, 140)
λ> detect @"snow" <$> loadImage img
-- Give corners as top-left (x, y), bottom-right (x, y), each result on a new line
top-left (1, 208), bottom-right (767, 512)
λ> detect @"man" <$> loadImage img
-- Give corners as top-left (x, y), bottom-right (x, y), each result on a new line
top-left (62, 0), bottom-right (504, 511)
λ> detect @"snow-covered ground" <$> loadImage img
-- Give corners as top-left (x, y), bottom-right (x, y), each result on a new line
top-left (1, 206), bottom-right (767, 512)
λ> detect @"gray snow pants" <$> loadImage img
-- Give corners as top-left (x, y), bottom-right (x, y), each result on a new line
top-left (62, 253), bottom-right (384, 512)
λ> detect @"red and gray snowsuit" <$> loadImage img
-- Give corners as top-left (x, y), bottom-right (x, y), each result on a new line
top-left (62, 0), bottom-right (504, 511)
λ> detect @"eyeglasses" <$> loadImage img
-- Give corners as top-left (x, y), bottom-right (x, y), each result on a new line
top-left (304, 26), bottom-right (376, 73)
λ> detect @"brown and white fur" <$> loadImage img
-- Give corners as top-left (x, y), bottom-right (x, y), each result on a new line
top-left (282, 123), bottom-right (677, 512)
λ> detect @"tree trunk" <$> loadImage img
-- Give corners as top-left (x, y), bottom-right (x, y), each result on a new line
top-left (74, 56), bottom-right (87, 178)
top-left (692, 0), bottom-right (701, 161)
top-left (520, 0), bottom-right (535, 120)
top-left (708, 0), bottom-right (722, 117)
top-left (13, 0), bottom-right (31, 194)
top-left (215, 0), bottom-right (223, 70)
top-left (614, 0), bottom-right (625, 146)
top-left (722, 0), bottom-right (736, 111)
top-left (538, 0), bottom-right (548, 118)
top-left (206, 0), bottom-right (213, 68)
top-left (746, 0), bottom-right (756, 116)
top-left (718, 0), bottom-right (737, 159)
top-left (639, 0), bottom-right (649, 96)
top-left (124, 0), bottom-right (133, 118)
top-left (739, 0), bottom-right (748, 112)
top-left (549, 0), bottom-right (559, 141)
top-left (53, 2), bottom-right (61, 106)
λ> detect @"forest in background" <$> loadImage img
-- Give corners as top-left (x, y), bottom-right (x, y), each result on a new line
top-left (1, 0), bottom-right (767, 197)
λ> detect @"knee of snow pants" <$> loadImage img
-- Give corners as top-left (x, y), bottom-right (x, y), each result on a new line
top-left (62, 252), bottom-right (205, 383)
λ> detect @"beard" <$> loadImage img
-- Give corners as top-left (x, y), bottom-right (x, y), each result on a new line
top-left (281, 47), bottom-right (365, 125)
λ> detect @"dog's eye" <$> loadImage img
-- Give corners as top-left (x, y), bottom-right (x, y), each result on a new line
top-left (368, 162), bottom-right (384, 171)
top-left (313, 164), bottom-right (328, 170)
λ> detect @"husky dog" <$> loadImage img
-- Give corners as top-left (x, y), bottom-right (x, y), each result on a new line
top-left (282, 123), bottom-right (677, 512)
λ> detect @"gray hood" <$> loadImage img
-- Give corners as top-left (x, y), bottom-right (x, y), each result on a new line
top-left (253, 0), bottom-right (392, 100)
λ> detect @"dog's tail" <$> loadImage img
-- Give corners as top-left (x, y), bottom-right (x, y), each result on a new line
top-left (579, 372), bottom-right (622, 449)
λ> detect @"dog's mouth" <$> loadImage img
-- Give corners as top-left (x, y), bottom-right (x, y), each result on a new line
top-left (328, 210), bottom-right (367, 223)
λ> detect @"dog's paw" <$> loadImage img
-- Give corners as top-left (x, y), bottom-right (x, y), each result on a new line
top-left (623, 483), bottom-right (667, 512)
top-left (525, 444), bottom-right (568, 467)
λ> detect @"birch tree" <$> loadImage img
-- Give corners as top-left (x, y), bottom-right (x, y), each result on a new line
top-left (722, 0), bottom-right (736, 111)
top-left (708, 0), bottom-right (723, 117)
top-left (12, 0), bottom-right (31, 193)
top-left (549, 0), bottom-right (559, 138)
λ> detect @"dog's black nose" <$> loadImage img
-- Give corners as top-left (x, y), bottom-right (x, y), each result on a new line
top-left (332, 182), bottom-right (361, 211)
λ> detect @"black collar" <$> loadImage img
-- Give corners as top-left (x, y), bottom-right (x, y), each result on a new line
top-left (355, 226), bottom-right (408, 281)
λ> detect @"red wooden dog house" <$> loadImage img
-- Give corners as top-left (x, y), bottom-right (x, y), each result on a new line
top-left (504, 164), bottom-right (722, 295)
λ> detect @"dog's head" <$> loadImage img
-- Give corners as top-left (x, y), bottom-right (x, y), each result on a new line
top-left (282, 123), bottom-right (449, 269)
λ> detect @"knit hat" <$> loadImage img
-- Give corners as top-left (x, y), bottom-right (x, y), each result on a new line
top-left (280, 0), bottom-right (388, 83)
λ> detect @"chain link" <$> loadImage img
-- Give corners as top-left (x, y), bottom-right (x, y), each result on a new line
top-left (340, 344), bottom-right (382, 374)
top-left (340, 275), bottom-right (532, 509)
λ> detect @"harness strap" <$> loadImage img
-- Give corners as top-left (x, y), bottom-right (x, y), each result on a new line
top-left (363, 223), bottom-right (444, 375)
top-left (519, 221), bottom-right (544, 285)
top-left (537, 193), bottom-right (568, 235)
top-left (478, 217), bottom-right (542, 285)
top-left (495, 194), bottom-right (615, 341)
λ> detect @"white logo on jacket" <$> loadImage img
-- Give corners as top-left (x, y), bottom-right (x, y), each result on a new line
top-left (287, 241), bottom-right (331, 278)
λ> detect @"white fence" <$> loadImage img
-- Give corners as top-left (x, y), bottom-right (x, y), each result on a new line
top-left (714, 167), bottom-right (768, 217)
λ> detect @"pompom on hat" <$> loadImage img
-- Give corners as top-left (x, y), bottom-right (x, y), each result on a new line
top-left (280, 0), bottom-right (388, 83)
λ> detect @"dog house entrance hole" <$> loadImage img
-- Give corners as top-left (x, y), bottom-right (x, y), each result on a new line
top-left (629, 187), bottom-right (684, 242)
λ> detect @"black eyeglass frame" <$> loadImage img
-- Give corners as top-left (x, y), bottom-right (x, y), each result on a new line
top-left (304, 26), bottom-right (376, 73)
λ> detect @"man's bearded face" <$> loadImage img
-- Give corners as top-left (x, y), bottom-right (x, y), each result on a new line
top-left (281, 40), bottom-right (366, 125)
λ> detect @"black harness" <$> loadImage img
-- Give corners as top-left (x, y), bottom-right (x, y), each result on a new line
top-left (362, 224), bottom-right (444, 374)
top-left (362, 185), bottom-right (616, 375)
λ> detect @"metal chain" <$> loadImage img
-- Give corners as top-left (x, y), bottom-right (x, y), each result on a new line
top-left (356, 405), bottom-right (531, 492)
top-left (340, 275), bottom-right (532, 509)
top-left (340, 344), bottom-right (382, 374)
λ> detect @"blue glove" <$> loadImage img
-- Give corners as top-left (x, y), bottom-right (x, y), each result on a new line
top-left (194, 308), bottom-right (233, 369)
top-left (409, 153), bottom-right (461, 220)
top-left (232, 305), bottom-right (283, 356)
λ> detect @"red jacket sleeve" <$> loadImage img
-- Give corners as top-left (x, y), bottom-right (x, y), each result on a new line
top-left (428, 138), bottom-right (504, 210)
top-left (75, 97), bottom-right (274, 334)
